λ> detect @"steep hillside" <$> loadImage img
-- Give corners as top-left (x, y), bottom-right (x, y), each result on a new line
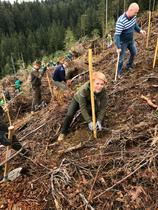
top-left (0, 12), bottom-right (158, 210)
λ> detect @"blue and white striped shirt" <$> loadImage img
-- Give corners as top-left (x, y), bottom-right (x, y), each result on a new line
top-left (114, 13), bottom-right (140, 48)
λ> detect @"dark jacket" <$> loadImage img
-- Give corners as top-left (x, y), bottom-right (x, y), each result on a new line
top-left (30, 70), bottom-right (42, 89)
top-left (52, 64), bottom-right (66, 82)
top-left (74, 81), bottom-right (107, 123)
top-left (0, 106), bottom-right (8, 133)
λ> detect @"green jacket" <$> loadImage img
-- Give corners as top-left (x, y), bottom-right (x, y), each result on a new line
top-left (15, 79), bottom-right (22, 90)
top-left (74, 81), bottom-right (107, 123)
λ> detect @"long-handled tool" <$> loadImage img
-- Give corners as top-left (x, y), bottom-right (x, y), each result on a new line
top-left (114, 51), bottom-right (120, 82)
top-left (153, 38), bottom-right (158, 69)
top-left (46, 71), bottom-right (54, 98)
top-left (88, 49), bottom-right (97, 139)
top-left (3, 125), bottom-right (14, 181)
top-left (1, 93), bottom-right (14, 181)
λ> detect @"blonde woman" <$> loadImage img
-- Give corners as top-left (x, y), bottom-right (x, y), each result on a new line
top-left (58, 71), bottom-right (108, 141)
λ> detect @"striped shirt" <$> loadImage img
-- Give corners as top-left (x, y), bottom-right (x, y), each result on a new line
top-left (114, 13), bottom-right (140, 48)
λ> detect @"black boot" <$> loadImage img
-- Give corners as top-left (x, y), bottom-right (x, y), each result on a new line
top-left (11, 136), bottom-right (22, 151)
top-left (0, 133), bottom-right (11, 146)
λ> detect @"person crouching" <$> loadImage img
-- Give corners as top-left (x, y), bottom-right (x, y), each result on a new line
top-left (57, 71), bottom-right (108, 141)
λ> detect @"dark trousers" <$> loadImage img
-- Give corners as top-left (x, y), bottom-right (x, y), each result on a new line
top-left (61, 98), bottom-right (79, 134)
top-left (32, 88), bottom-right (42, 111)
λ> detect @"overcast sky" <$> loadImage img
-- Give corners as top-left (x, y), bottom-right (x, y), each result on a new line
top-left (2, 0), bottom-right (41, 4)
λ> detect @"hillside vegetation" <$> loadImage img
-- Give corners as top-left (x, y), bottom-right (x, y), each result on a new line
top-left (0, 8), bottom-right (158, 210)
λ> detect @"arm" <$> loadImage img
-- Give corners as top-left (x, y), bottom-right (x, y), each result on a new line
top-left (114, 34), bottom-right (121, 49)
top-left (114, 21), bottom-right (124, 49)
top-left (134, 23), bottom-right (141, 33)
top-left (135, 23), bottom-right (146, 36)
top-left (78, 93), bottom-right (91, 123)
top-left (97, 91), bottom-right (108, 122)
top-left (30, 72), bottom-right (41, 86)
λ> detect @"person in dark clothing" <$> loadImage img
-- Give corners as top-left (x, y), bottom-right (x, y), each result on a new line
top-left (3, 89), bottom-right (11, 101)
top-left (57, 71), bottom-right (108, 141)
top-left (30, 60), bottom-right (45, 112)
top-left (114, 3), bottom-right (146, 77)
top-left (52, 62), bottom-right (68, 90)
top-left (0, 106), bottom-right (30, 156)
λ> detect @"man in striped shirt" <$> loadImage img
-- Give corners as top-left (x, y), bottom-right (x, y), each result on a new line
top-left (114, 3), bottom-right (146, 77)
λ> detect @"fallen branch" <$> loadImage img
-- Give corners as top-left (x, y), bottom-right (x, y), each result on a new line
top-left (79, 193), bottom-right (95, 210)
top-left (19, 122), bottom-right (47, 142)
top-left (88, 165), bottom-right (101, 201)
top-left (0, 143), bottom-right (27, 167)
top-left (58, 142), bottom-right (83, 154)
top-left (94, 158), bottom-right (150, 200)
top-left (141, 95), bottom-right (158, 109)
top-left (71, 70), bottom-right (88, 82)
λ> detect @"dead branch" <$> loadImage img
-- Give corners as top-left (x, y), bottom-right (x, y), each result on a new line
top-left (79, 193), bottom-right (95, 210)
top-left (141, 95), bottom-right (158, 109)
top-left (58, 142), bottom-right (83, 154)
top-left (71, 70), bottom-right (88, 82)
top-left (94, 153), bottom-right (158, 200)
top-left (19, 122), bottom-right (47, 142)
top-left (88, 165), bottom-right (101, 201)
top-left (0, 143), bottom-right (27, 167)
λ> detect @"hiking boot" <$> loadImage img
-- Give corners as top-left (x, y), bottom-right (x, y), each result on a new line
top-left (57, 134), bottom-right (65, 141)
top-left (118, 74), bottom-right (123, 79)
top-left (125, 65), bottom-right (134, 71)
top-left (0, 134), bottom-right (11, 146)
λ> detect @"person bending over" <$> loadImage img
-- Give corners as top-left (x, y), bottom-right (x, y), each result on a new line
top-left (57, 71), bottom-right (108, 141)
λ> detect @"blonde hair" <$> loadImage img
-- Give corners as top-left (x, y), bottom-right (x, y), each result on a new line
top-left (92, 71), bottom-right (107, 84)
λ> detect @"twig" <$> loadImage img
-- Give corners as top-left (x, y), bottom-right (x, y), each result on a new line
top-left (58, 142), bottom-right (83, 154)
top-left (31, 171), bottom-right (52, 183)
top-left (0, 143), bottom-right (27, 167)
top-left (71, 70), bottom-right (88, 82)
top-left (94, 158), bottom-right (151, 200)
top-left (88, 165), bottom-right (101, 201)
top-left (19, 122), bottom-right (47, 141)
top-left (79, 193), bottom-right (95, 210)
top-left (141, 95), bottom-right (158, 109)
top-left (15, 105), bottom-right (21, 121)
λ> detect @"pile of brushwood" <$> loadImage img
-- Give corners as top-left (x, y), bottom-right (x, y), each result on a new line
top-left (0, 11), bottom-right (158, 210)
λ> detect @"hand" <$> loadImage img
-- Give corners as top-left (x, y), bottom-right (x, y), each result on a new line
top-left (117, 48), bottom-right (121, 54)
top-left (96, 120), bottom-right (102, 131)
top-left (3, 105), bottom-right (8, 112)
top-left (140, 30), bottom-right (146, 36)
top-left (67, 80), bottom-right (72, 86)
top-left (88, 122), bottom-right (93, 131)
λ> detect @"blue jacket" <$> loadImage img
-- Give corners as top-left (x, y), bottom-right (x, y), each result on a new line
top-left (114, 13), bottom-right (141, 48)
top-left (52, 64), bottom-right (66, 82)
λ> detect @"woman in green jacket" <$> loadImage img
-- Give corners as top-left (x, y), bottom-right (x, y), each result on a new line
top-left (58, 71), bottom-right (108, 141)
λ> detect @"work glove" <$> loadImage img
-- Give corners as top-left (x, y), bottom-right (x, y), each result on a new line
top-left (88, 122), bottom-right (93, 131)
top-left (96, 120), bottom-right (102, 131)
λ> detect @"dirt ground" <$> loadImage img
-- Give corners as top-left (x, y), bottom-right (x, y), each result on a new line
top-left (0, 12), bottom-right (158, 210)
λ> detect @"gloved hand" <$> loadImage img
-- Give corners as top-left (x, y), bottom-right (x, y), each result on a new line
top-left (96, 120), bottom-right (102, 131)
top-left (88, 122), bottom-right (93, 131)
